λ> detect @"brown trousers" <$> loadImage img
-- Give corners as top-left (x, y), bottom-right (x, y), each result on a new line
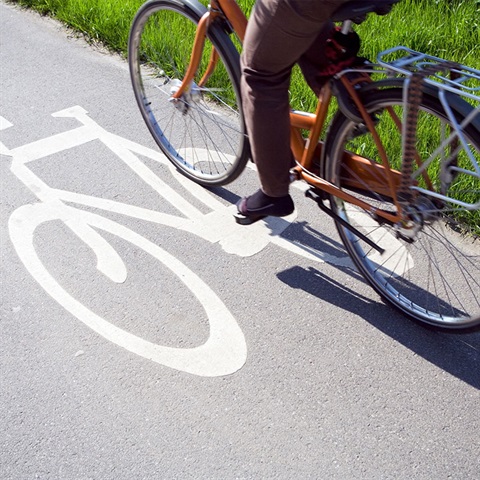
top-left (241, 0), bottom-right (350, 197)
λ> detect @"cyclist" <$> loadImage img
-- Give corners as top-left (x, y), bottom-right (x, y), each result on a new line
top-left (237, 0), bottom-right (351, 222)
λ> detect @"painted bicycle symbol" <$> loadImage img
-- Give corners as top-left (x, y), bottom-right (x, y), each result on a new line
top-left (1, 106), bottom-right (361, 376)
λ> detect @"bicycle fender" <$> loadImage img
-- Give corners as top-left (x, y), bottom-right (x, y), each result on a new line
top-left (334, 77), bottom-right (480, 133)
top-left (177, 0), bottom-right (242, 78)
top-left (160, 0), bottom-right (206, 16)
top-left (172, 0), bottom-right (235, 36)
top-left (332, 77), bottom-right (365, 124)
top-left (359, 78), bottom-right (480, 132)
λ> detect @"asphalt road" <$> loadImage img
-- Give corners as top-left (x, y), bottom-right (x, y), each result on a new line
top-left (1, 2), bottom-right (479, 478)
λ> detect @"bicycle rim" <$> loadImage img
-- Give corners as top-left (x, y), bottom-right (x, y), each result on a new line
top-left (325, 87), bottom-right (480, 331)
top-left (128, 0), bottom-right (248, 186)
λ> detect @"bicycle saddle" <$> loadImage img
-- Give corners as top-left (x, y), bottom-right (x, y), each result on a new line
top-left (331, 0), bottom-right (402, 23)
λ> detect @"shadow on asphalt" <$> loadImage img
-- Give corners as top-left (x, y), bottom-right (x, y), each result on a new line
top-left (277, 263), bottom-right (480, 390)
top-left (277, 223), bottom-right (480, 389)
top-left (209, 186), bottom-right (480, 389)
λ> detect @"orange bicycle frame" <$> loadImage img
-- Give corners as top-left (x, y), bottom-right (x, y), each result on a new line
top-left (174, 0), bottom-right (407, 225)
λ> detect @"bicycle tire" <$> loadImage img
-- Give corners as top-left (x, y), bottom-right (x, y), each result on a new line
top-left (323, 85), bottom-right (480, 331)
top-left (128, 0), bottom-right (248, 186)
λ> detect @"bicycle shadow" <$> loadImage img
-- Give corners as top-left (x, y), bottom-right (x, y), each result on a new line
top-left (209, 187), bottom-right (480, 387)
top-left (276, 231), bottom-right (480, 390)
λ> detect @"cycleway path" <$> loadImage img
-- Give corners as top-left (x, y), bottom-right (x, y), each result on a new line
top-left (1, 2), bottom-right (479, 478)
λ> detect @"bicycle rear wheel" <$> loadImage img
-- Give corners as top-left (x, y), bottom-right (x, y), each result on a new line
top-left (324, 86), bottom-right (480, 331)
top-left (128, 0), bottom-right (248, 186)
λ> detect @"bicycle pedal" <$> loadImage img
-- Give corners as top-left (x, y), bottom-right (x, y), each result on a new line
top-left (233, 211), bottom-right (266, 225)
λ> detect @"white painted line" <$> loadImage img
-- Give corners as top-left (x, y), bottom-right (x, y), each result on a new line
top-left (4, 105), bottom-right (363, 377)
top-left (9, 202), bottom-right (247, 377)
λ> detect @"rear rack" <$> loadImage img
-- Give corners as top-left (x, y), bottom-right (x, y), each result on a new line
top-left (377, 46), bottom-right (480, 103)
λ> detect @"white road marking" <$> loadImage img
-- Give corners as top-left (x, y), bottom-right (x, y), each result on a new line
top-left (2, 106), bottom-right (364, 376)
top-left (9, 202), bottom-right (247, 377)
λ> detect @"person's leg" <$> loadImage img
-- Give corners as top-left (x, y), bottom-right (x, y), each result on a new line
top-left (239, 0), bottom-right (347, 217)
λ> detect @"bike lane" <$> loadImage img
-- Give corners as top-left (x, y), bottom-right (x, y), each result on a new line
top-left (1, 2), bottom-right (479, 479)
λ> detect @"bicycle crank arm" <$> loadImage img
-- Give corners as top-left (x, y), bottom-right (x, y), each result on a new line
top-left (305, 188), bottom-right (385, 255)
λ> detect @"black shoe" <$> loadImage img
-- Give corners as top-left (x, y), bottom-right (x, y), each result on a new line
top-left (235, 189), bottom-right (294, 225)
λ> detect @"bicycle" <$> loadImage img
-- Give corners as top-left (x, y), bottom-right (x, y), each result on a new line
top-left (128, 0), bottom-right (480, 331)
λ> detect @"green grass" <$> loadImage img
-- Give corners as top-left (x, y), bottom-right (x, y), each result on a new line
top-left (8, 0), bottom-right (145, 51)
top-left (9, 0), bottom-right (479, 69)
top-left (11, 0), bottom-right (479, 112)
top-left (8, 0), bottom-right (480, 232)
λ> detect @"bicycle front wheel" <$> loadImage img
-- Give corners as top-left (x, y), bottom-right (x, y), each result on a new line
top-left (128, 0), bottom-right (248, 186)
top-left (324, 86), bottom-right (480, 331)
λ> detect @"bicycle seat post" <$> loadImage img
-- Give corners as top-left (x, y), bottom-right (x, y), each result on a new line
top-left (340, 20), bottom-right (353, 34)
